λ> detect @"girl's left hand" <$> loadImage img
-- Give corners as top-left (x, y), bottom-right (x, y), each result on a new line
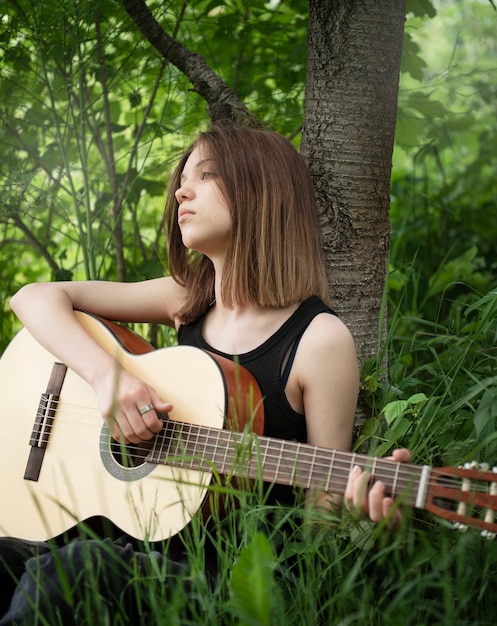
top-left (344, 448), bottom-right (411, 528)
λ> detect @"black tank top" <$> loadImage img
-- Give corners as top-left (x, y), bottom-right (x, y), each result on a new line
top-left (177, 296), bottom-right (335, 443)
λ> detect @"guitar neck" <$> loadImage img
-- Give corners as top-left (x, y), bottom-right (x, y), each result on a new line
top-left (147, 420), bottom-right (425, 506)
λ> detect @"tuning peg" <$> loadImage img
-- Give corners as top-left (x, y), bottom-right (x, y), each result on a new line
top-left (481, 529), bottom-right (496, 540)
top-left (454, 522), bottom-right (468, 533)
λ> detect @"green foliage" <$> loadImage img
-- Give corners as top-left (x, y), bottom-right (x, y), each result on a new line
top-left (16, 488), bottom-right (497, 624)
top-left (393, 2), bottom-right (497, 313)
top-left (0, 0), bottom-right (176, 285)
top-left (360, 286), bottom-right (497, 466)
top-left (229, 532), bottom-right (283, 626)
top-left (0, 0), bottom-right (309, 350)
top-left (365, 1), bottom-right (497, 468)
top-left (2, 0), bottom-right (497, 622)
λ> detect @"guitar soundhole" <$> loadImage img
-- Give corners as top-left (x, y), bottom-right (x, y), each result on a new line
top-left (110, 440), bottom-right (153, 469)
top-left (99, 425), bottom-right (157, 482)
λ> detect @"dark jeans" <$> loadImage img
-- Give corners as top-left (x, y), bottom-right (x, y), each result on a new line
top-left (0, 535), bottom-right (195, 625)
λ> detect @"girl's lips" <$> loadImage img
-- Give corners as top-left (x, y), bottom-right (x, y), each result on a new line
top-left (178, 209), bottom-right (195, 224)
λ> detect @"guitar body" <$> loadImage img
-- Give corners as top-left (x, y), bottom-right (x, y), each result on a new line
top-left (2, 313), bottom-right (497, 541)
top-left (0, 312), bottom-right (263, 542)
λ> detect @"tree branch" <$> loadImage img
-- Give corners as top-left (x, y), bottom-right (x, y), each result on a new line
top-left (10, 214), bottom-right (61, 274)
top-left (95, 8), bottom-right (126, 280)
top-left (120, 0), bottom-right (261, 128)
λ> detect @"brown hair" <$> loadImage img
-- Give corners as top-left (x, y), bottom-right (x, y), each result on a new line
top-left (164, 126), bottom-right (330, 324)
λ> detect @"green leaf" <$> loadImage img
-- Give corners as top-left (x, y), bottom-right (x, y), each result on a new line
top-left (395, 116), bottom-right (426, 147)
top-left (407, 392), bottom-right (428, 406)
top-left (427, 247), bottom-right (480, 298)
top-left (229, 532), bottom-right (280, 626)
top-left (407, 93), bottom-right (446, 119)
top-left (383, 400), bottom-right (410, 425)
top-left (401, 32), bottom-right (427, 81)
top-left (385, 416), bottom-right (412, 442)
top-left (406, 0), bottom-right (437, 18)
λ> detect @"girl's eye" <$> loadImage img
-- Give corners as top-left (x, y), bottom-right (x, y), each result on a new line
top-left (200, 171), bottom-right (216, 181)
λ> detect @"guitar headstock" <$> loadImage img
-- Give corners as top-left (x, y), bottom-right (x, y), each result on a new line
top-left (425, 462), bottom-right (497, 539)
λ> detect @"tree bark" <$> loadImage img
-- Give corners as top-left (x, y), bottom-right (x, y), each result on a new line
top-left (301, 0), bottom-right (406, 422)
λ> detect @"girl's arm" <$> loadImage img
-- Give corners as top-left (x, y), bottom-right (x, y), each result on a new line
top-left (10, 277), bottom-right (186, 442)
top-left (296, 313), bottom-right (409, 525)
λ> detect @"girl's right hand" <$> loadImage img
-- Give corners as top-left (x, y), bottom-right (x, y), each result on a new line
top-left (93, 369), bottom-right (172, 444)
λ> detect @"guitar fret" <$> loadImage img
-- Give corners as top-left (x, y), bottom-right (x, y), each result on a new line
top-left (192, 425), bottom-right (202, 470)
top-left (204, 427), bottom-right (215, 470)
top-left (350, 452), bottom-right (357, 471)
top-left (391, 460), bottom-right (400, 497)
top-left (259, 438), bottom-right (274, 482)
top-left (201, 426), bottom-right (211, 471)
top-left (183, 423), bottom-right (192, 467)
top-left (307, 447), bottom-right (317, 489)
top-left (289, 442), bottom-right (301, 486)
top-left (221, 431), bottom-right (231, 474)
top-left (171, 422), bottom-right (184, 465)
top-left (370, 456), bottom-right (377, 480)
top-left (274, 440), bottom-right (284, 483)
top-left (222, 430), bottom-right (234, 474)
top-left (325, 449), bottom-right (336, 492)
top-left (164, 423), bottom-right (173, 459)
top-left (260, 438), bottom-right (269, 481)
top-left (149, 427), bottom-right (161, 464)
top-left (171, 422), bottom-right (182, 464)
top-left (211, 429), bottom-right (220, 472)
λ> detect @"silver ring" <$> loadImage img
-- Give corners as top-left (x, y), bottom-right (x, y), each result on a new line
top-left (138, 404), bottom-right (154, 416)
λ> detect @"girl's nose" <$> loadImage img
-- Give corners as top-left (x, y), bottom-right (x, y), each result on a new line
top-left (175, 184), bottom-right (193, 204)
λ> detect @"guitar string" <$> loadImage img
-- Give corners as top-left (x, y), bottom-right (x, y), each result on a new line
top-left (29, 400), bottom-right (497, 496)
top-left (34, 400), bottom-right (497, 494)
top-left (34, 398), bottom-right (488, 490)
top-left (31, 406), bottom-right (419, 494)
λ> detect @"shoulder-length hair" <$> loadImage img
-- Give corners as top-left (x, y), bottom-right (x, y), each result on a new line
top-left (164, 126), bottom-right (330, 324)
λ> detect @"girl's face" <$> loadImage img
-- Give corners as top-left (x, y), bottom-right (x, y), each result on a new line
top-left (175, 145), bottom-right (232, 260)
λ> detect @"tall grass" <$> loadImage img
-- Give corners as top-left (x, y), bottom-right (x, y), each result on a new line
top-left (360, 284), bottom-right (497, 463)
top-left (18, 479), bottom-right (497, 625)
top-left (4, 283), bottom-right (497, 624)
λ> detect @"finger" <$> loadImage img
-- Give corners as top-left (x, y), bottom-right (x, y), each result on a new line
top-left (119, 410), bottom-right (146, 444)
top-left (112, 401), bottom-right (157, 443)
top-left (140, 402), bottom-right (172, 434)
top-left (357, 471), bottom-right (372, 513)
top-left (382, 498), bottom-right (403, 529)
top-left (126, 404), bottom-right (162, 441)
top-left (368, 481), bottom-right (386, 522)
top-left (390, 448), bottom-right (411, 463)
top-left (346, 466), bottom-right (371, 515)
top-left (344, 465), bottom-right (362, 508)
top-left (147, 387), bottom-right (173, 415)
top-left (137, 391), bottom-right (173, 434)
top-left (106, 409), bottom-right (139, 444)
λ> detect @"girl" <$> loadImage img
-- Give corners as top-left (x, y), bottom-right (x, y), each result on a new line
top-left (2, 126), bottom-right (409, 622)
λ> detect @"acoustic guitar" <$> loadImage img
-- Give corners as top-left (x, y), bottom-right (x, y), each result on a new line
top-left (1, 312), bottom-right (496, 542)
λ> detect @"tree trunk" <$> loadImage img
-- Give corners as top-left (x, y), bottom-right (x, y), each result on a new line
top-left (301, 0), bottom-right (406, 424)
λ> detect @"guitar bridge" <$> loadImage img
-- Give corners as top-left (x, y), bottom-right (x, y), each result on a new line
top-left (24, 362), bottom-right (67, 481)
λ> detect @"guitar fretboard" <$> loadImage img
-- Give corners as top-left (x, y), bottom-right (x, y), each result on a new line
top-left (146, 420), bottom-right (425, 505)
